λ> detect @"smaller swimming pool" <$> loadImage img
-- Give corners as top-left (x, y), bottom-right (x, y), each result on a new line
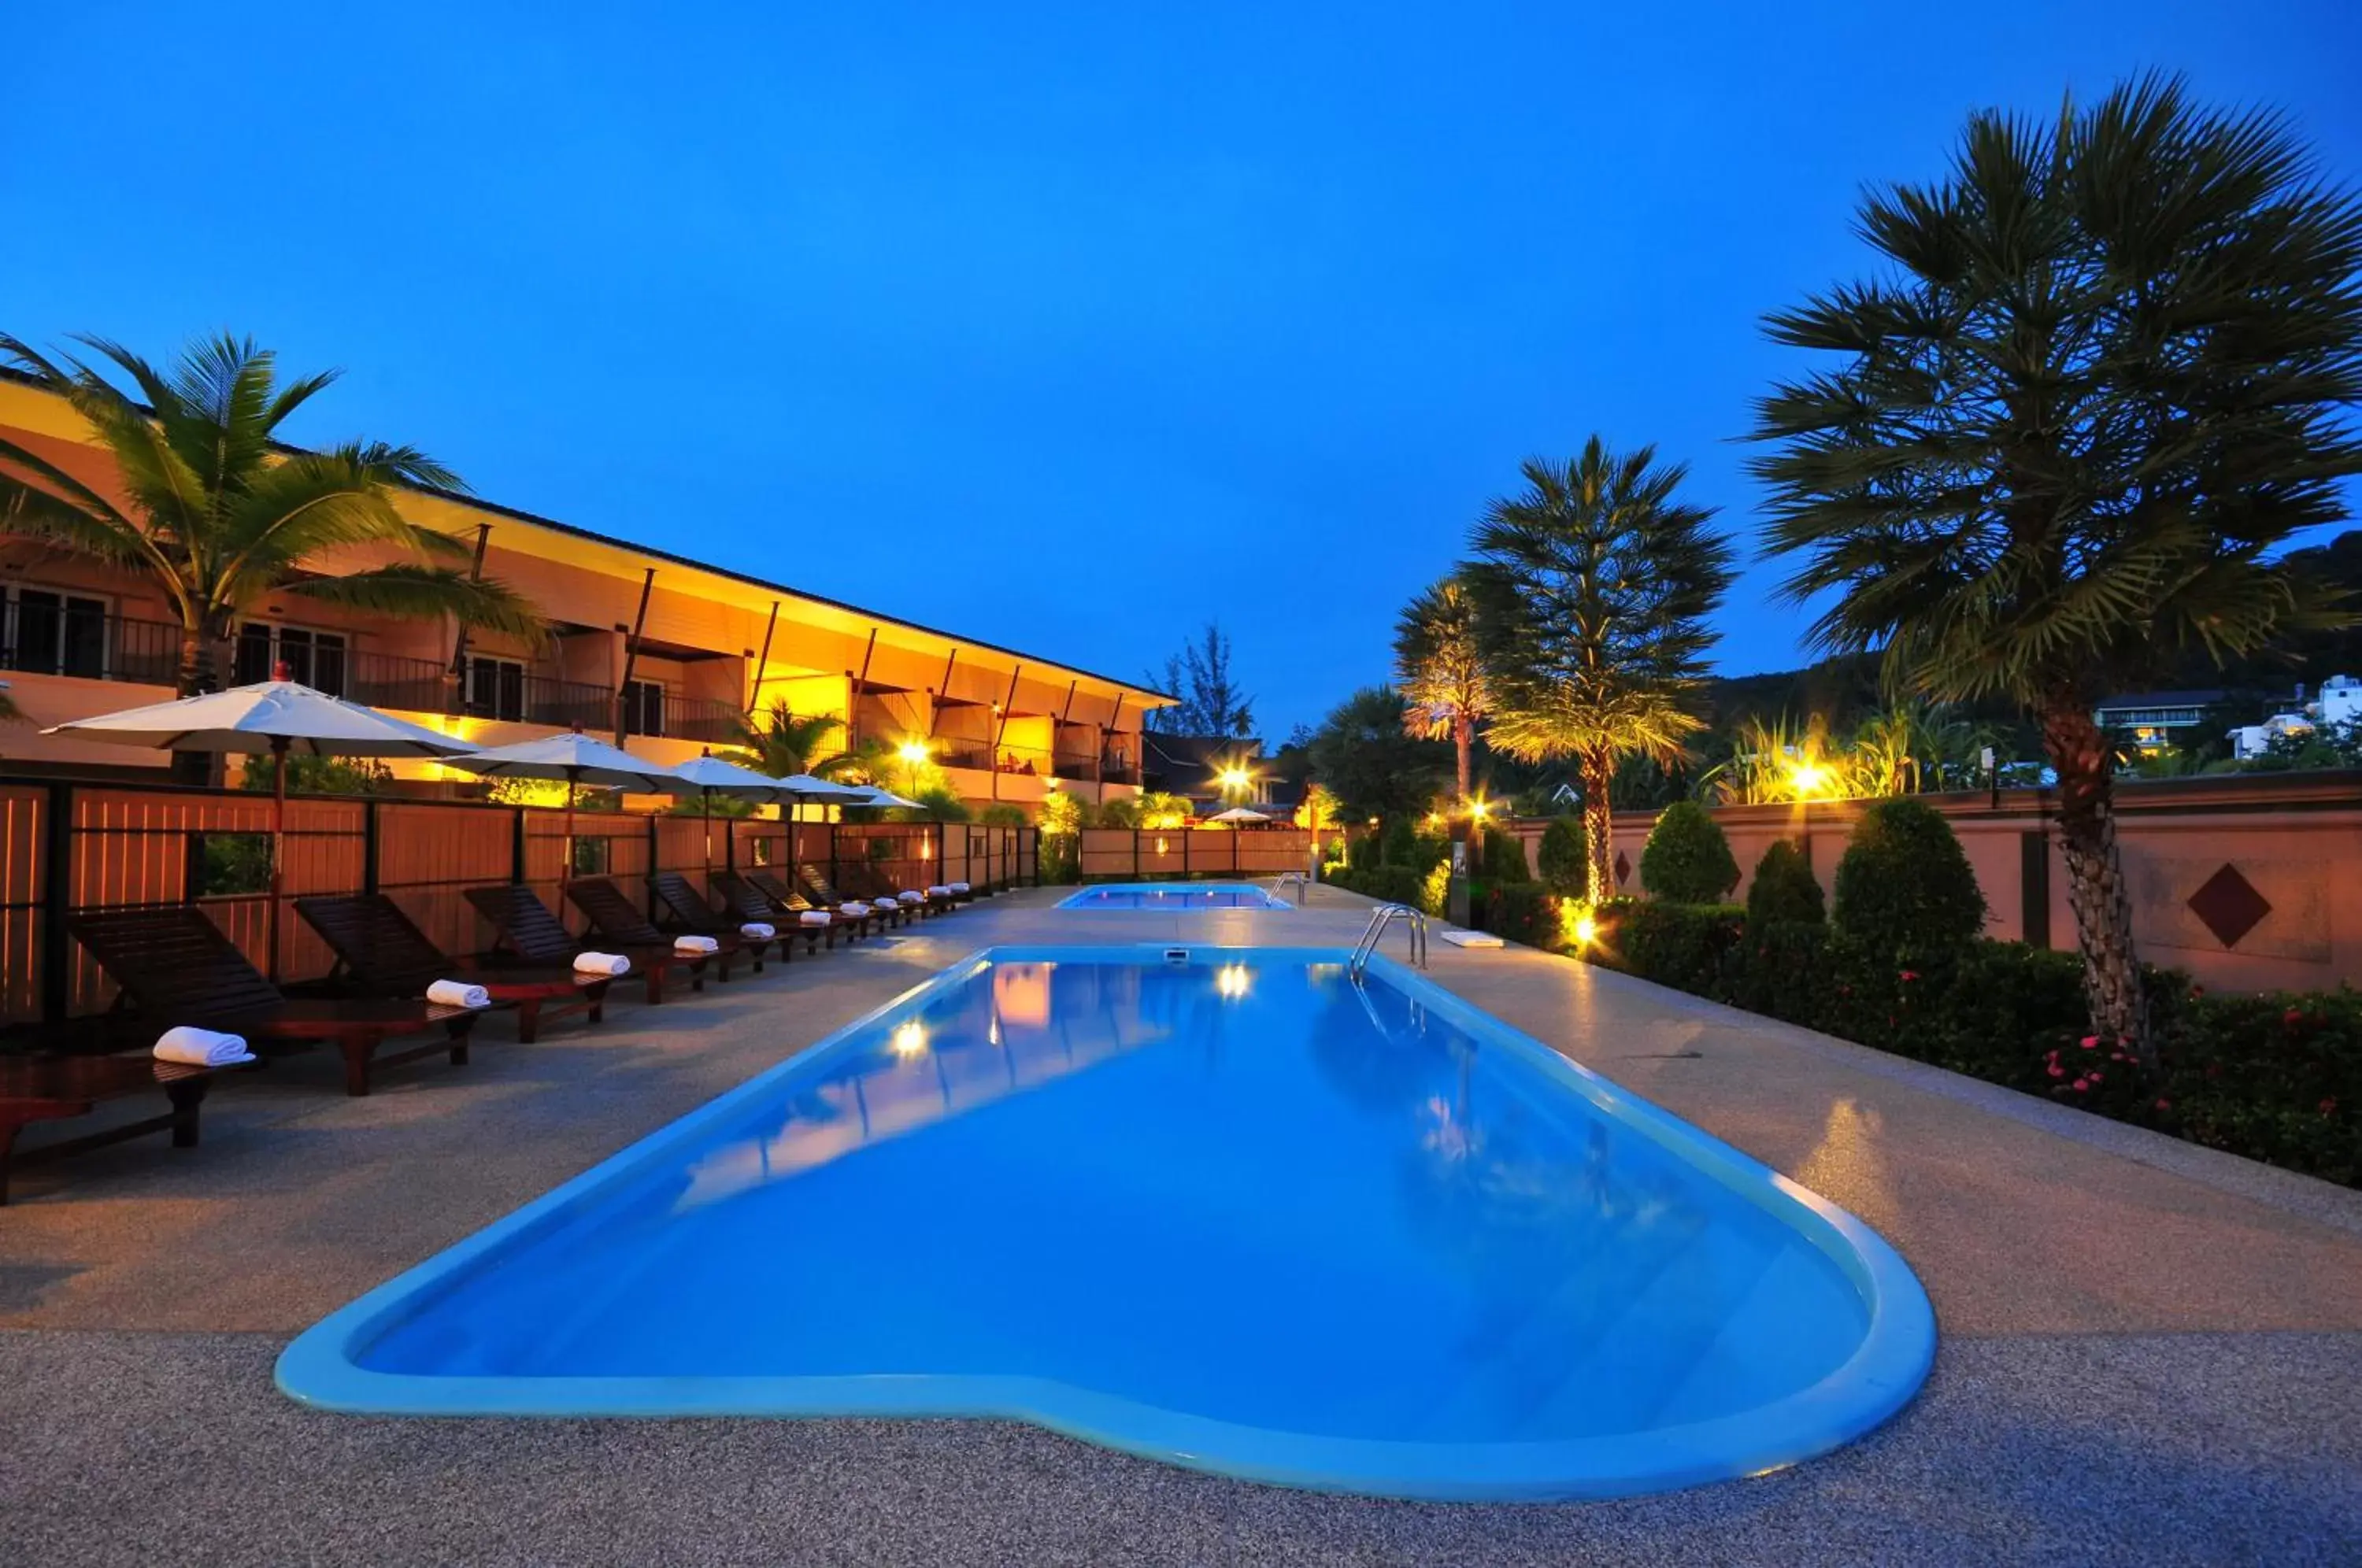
top-left (1057, 882), bottom-right (1291, 910)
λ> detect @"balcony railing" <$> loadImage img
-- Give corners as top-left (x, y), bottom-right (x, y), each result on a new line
top-left (0, 607), bottom-right (182, 686)
top-left (665, 695), bottom-right (746, 745)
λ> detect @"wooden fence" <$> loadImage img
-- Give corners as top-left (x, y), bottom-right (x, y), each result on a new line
top-left (1075, 827), bottom-right (1332, 882)
top-left (0, 776), bottom-right (1035, 1029)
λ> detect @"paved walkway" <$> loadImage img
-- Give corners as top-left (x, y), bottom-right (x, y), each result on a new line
top-left (4, 886), bottom-right (2359, 1565)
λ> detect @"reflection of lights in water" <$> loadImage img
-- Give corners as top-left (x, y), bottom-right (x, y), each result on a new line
top-left (1155, 837), bottom-right (1170, 856)
top-left (1214, 963), bottom-right (1250, 1000)
top-left (988, 1016), bottom-right (1001, 1048)
top-left (889, 1020), bottom-right (928, 1059)
top-left (1421, 1093), bottom-right (1475, 1160)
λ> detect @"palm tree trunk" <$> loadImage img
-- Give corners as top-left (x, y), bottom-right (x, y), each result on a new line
top-left (171, 623), bottom-right (214, 784)
top-left (2038, 699), bottom-right (2152, 1066)
top-left (1454, 712), bottom-right (1472, 804)
top-left (1579, 749), bottom-right (1616, 905)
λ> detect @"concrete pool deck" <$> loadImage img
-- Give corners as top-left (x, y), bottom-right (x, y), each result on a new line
top-left (3, 886), bottom-right (2358, 1565)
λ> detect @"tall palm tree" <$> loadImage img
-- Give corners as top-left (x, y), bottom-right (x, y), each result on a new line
top-left (1392, 575), bottom-right (1493, 804)
top-left (0, 333), bottom-right (545, 775)
top-left (1467, 438), bottom-right (1734, 903)
top-left (1750, 76), bottom-right (2362, 1063)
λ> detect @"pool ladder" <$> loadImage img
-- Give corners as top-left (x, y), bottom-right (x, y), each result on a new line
top-left (1271, 872), bottom-right (1311, 908)
top-left (1349, 904), bottom-right (1427, 979)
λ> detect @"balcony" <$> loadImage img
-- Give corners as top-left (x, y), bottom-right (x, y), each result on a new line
top-left (0, 607), bottom-right (181, 687)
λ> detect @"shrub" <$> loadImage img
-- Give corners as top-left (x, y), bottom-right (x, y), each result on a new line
top-left (1348, 830), bottom-right (1381, 873)
top-left (1607, 900), bottom-right (1745, 997)
top-left (1638, 801), bottom-right (1738, 903)
top-left (1381, 815), bottom-right (1418, 866)
top-left (1831, 798), bottom-right (1985, 954)
top-left (1485, 882), bottom-right (1553, 945)
top-left (1482, 825), bottom-right (1532, 882)
top-left (1409, 831), bottom-right (1451, 875)
top-left (979, 803), bottom-right (1027, 827)
top-left (1536, 816), bottom-right (1585, 895)
top-left (1358, 864), bottom-right (1425, 906)
top-left (1418, 860), bottom-right (1450, 918)
top-left (1746, 838), bottom-right (1825, 927)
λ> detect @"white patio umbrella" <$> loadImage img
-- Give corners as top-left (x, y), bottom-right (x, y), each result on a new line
top-left (842, 784), bottom-right (925, 811)
top-left (43, 671), bottom-right (473, 978)
top-left (1208, 806), bottom-right (1272, 825)
top-left (442, 727), bottom-right (684, 883)
top-left (665, 749), bottom-right (817, 871)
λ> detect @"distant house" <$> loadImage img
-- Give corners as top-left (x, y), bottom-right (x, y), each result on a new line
top-left (2224, 675), bottom-right (2360, 760)
top-left (2094, 690), bottom-right (2224, 754)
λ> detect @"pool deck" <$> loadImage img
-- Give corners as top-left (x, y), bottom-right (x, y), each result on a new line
top-left (4, 885), bottom-right (2359, 1566)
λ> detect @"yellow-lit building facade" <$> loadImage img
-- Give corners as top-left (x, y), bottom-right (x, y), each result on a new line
top-left (0, 376), bottom-right (1166, 812)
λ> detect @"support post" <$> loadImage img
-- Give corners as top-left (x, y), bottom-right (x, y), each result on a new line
top-left (443, 523), bottom-right (493, 715)
top-left (848, 627), bottom-right (879, 753)
top-left (746, 601), bottom-right (780, 719)
top-left (926, 648), bottom-right (959, 739)
top-left (990, 664), bottom-right (1023, 800)
top-left (614, 568), bottom-right (657, 745)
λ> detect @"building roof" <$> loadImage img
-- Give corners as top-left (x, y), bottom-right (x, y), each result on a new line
top-left (2093, 690), bottom-right (2226, 712)
top-left (0, 368), bottom-right (1175, 707)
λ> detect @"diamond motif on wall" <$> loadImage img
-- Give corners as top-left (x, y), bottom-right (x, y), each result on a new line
top-left (1613, 851), bottom-right (1631, 887)
top-left (2186, 863), bottom-right (2272, 949)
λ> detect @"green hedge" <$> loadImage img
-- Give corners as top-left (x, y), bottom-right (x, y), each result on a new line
top-left (1639, 801), bottom-right (1738, 902)
top-left (1594, 901), bottom-right (2361, 1187)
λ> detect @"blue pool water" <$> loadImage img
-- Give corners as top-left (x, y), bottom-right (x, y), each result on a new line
top-left (1057, 882), bottom-right (1291, 909)
top-left (277, 947), bottom-right (1934, 1500)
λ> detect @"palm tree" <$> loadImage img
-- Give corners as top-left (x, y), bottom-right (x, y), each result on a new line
top-left (0, 333), bottom-right (545, 775)
top-left (735, 701), bottom-right (857, 779)
top-left (1750, 76), bottom-right (2362, 1063)
top-left (1392, 575), bottom-right (1493, 804)
top-left (1467, 438), bottom-right (1734, 902)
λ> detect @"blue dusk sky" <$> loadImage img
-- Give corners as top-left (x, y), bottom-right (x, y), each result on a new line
top-left (7, 2), bottom-right (2360, 735)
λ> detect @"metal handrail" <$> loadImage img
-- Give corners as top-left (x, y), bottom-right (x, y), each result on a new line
top-left (1271, 871), bottom-right (1309, 907)
top-left (1349, 903), bottom-right (1427, 978)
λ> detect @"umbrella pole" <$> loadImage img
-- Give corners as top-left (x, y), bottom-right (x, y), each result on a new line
top-left (704, 786), bottom-right (714, 875)
top-left (562, 764), bottom-right (578, 885)
top-left (268, 736), bottom-right (288, 983)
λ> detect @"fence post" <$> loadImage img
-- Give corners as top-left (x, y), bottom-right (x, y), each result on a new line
top-left (1182, 825), bottom-right (1190, 878)
top-left (511, 806), bottom-right (527, 884)
top-left (39, 781), bottom-right (72, 1025)
top-left (362, 797), bottom-right (381, 896)
top-left (1133, 830), bottom-right (1141, 880)
top-left (646, 812), bottom-right (661, 919)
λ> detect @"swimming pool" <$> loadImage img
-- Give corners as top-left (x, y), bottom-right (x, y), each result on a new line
top-left (276, 946), bottom-right (1934, 1500)
top-left (1057, 882), bottom-right (1292, 910)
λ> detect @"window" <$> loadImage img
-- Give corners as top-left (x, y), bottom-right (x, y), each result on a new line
top-left (2, 587), bottom-right (109, 679)
top-left (235, 621), bottom-right (348, 696)
top-left (623, 679), bottom-right (666, 738)
top-left (465, 656), bottom-right (528, 722)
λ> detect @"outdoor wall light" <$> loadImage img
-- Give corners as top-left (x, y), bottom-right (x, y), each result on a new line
top-left (1788, 762), bottom-right (1828, 798)
top-left (898, 741), bottom-right (929, 764)
top-left (1217, 767), bottom-right (1251, 790)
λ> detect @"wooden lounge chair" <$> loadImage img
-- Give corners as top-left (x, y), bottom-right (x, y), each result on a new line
top-left (296, 893), bottom-right (610, 1044)
top-left (567, 878), bottom-right (745, 982)
top-left (715, 870), bottom-right (850, 946)
top-left (647, 872), bottom-right (786, 968)
top-left (843, 862), bottom-right (952, 918)
top-left (790, 864), bottom-right (902, 930)
top-left (464, 884), bottom-right (705, 1005)
top-left (0, 1052), bottom-right (223, 1204)
top-left (66, 905), bottom-right (479, 1098)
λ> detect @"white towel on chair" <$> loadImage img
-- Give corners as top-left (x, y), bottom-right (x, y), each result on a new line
top-left (674, 934), bottom-right (721, 956)
top-left (897, 890), bottom-right (926, 904)
top-left (573, 951), bottom-right (631, 976)
top-left (426, 978), bottom-right (491, 1010)
top-left (798, 910), bottom-right (834, 926)
top-left (927, 884), bottom-right (952, 897)
top-left (839, 900), bottom-right (872, 915)
top-left (948, 882), bottom-right (972, 893)
top-left (740, 922), bottom-right (776, 940)
top-left (153, 1026), bottom-right (254, 1067)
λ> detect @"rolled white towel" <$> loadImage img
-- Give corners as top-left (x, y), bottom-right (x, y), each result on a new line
top-left (426, 978), bottom-right (492, 1010)
top-left (839, 900), bottom-right (872, 915)
top-left (927, 885), bottom-right (952, 897)
top-left (798, 910), bottom-right (834, 926)
top-left (897, 890), bottom-right (926, 904)
top-left (573, 951), bottom-right (632, 977)
top-left (740, 922), bottom-right (776, 940)
top-left (674, 934), bottom-right (721, 956)
top-left (154, 1026), bottom-right (254, 1067)
top-left (948, 882), bottom-right (972, 893)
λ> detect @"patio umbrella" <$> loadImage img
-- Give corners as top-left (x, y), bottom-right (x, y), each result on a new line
top-left (665, 749), bottom-right (816, 871)
top-left (43, 668), bottom-right (472, 978)
top-left (1208, 806), bottom-right (1272, 825)
top-left (842, 785), bottom-right (925, 811)
top-left (442, 727), bottom-right (683, 883)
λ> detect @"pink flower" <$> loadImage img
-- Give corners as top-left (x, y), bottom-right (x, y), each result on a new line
top-left (1899, 970), bottom-right (1920, 983)
top-left (2284, 1007), bottom-right (2305, 1028)
top-left (2321, 1098), bottom-right (2340, 1117)
top-left (2072, 1078), bottom-right (2091, 1092)
top-left (2080, 1036), bottom-right (2099, 1050)
top-left (2153, 1098), bottom-right (2171, 1112)
top-left (2090, 1071), bottom-right (2103, 1083)
top-left (2047, 1063), bottom-right (2066, 1078)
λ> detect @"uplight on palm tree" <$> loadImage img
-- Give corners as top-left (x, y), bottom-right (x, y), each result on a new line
top-left (1467, 438), bottom-right (1734, 903)
top-left (1392, 575), bottom-right (1493, 804)
top-left (0, 333), bottom-right (545, 777)
top-left (1751, 75), bottom-right (2362, 1062)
